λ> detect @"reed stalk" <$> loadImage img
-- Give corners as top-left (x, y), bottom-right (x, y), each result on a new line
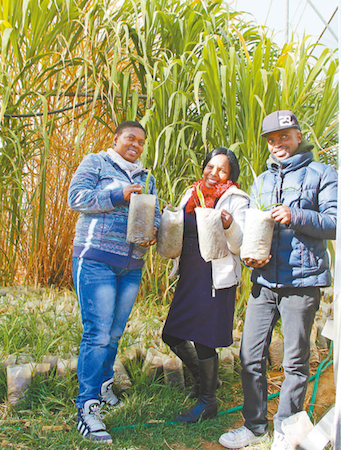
top-left (0, 0), bottom-right (337, 303)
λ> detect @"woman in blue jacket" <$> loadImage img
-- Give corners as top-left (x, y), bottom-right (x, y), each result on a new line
top-left (68, 121), bottom-right (160, 444)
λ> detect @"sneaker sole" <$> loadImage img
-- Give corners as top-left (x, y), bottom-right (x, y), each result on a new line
top-left (77, 418), bottom-right (112, 444)
top-left (89, 433), bottom-right (112, 444)
top-left (219, 433), bottom-right (269, 449)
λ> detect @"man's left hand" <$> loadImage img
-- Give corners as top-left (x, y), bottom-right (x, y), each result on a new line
top-left (271, 205), bottom-right (291, 225)
top-left (243, 256), bottom-right (271, 268)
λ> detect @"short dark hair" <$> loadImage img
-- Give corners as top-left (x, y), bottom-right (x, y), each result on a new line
top-left (202, 147), bottom-right (240, 183)
top-left (115, 121), bottom-right (146, 137)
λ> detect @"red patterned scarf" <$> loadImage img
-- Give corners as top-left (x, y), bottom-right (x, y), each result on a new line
top-left (185, 179), bottom-right (238, 214)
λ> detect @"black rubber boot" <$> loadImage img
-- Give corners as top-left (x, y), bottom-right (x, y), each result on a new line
top-left (172, 341), bottom-right (201, 398)
top-left (172, 342), bottom-right (221, 399)
top-left (175, 354), bottom-right (218, 423)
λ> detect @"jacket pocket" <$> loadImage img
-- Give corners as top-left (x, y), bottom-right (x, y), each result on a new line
top-left (212, 254), bottom-right (239, 289)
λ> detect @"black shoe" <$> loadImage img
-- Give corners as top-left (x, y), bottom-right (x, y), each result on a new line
top-left (172, 341), bottom-right (200, 389)
top-left (176, 354), bottom-right (218, 423)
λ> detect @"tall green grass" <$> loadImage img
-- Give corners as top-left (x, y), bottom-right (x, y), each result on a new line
top-left (0, 0), bottom-right (338, 314)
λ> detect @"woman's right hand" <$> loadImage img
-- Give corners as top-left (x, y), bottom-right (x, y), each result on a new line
top-left (123, 183), bottom-right (142, 201)
top-left (221, 209), bottom-right (233, 229)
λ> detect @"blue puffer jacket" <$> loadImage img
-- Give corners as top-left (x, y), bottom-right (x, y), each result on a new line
top-left (68, 151), bottom-right (161, 270)
top-left (250, 142), bottom-right (337, 288)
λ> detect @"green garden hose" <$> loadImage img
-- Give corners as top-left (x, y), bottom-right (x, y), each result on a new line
top-left (307, 343), bottom-right (333, 419)
top-left (109, 344), bottom-right (334, 432)
top-left (0, 345), bottom-right (334, 434)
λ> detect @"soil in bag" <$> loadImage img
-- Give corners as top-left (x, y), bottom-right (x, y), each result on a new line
top-left (126, 193), bottom-right (156, 244)
top-left (157, 207), bottom-right (184, 259)
top-left (240, 208), bottom-right (275, 261)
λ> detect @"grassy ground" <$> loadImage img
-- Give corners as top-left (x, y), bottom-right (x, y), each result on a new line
top-left (0, 286), bottom-right (242, 449)
top-left (0, 362), bottom-right (249, 449)
top-left (0, 287), bottom-right (334, 449)
top-left (0, 368), bottom-right (248, 450)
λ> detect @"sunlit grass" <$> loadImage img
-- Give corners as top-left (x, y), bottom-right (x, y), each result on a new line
top-left (0, 286), bottom-right (246, 450)
top-left (0, 286), bottom-right (334, 449)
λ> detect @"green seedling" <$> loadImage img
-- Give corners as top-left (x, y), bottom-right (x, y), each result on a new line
top-left (143, 169), bottom-right (153, 194)
top-left (196, 183), bottom-right (206, 208)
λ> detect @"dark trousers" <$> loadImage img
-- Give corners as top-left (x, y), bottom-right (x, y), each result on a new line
top-left (240, 284), bottom-right (320, 434)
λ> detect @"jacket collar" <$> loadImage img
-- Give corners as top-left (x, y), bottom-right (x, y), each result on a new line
top-left (99, 150), bottom-right (146, 176)
top-left (267, 139), bottom-right (314, 174)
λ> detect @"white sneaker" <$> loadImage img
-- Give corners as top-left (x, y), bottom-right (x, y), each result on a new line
top-left (77, 399), bottom-right (112, 443)
top-left (271, 431), bottom-right (293, 450)
top-left (101, 378), bottom-right (122, 407)
top-left (219, 426), bottom-right (269, 448)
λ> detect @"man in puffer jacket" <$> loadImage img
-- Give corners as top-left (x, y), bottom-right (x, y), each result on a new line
top-left (219, 111), bottom-right (337, 450)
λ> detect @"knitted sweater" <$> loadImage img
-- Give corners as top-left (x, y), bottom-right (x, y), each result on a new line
top-left (68, 150), bottom-right (161, 270)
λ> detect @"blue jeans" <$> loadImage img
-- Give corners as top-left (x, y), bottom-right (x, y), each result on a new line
top-left (240, 284), bottom-right (320, 435)
top-left (73, 257), bottom-right (142, 408)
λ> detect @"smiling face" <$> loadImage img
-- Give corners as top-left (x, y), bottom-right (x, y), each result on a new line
top-left (202, 154), bottom-right (231, 189)
top-left (113, 127), bottom-right (146, 162)
top-left (265, 128), bottom-right (302, 160)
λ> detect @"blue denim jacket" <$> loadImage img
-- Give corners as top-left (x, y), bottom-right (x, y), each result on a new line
top-left (251, 149), bottom-right (337, 288)
top-left (68, 151), bottom-right (161, 270)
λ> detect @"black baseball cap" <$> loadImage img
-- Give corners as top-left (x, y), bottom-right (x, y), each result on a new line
top-left (261, 110), bottom-right (301, 137)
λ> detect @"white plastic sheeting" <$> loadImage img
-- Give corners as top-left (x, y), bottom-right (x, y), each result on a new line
top-left (333, 4), bottom-right (341, 445)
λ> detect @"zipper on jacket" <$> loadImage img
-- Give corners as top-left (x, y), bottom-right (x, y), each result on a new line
top-left (277, 167), bottom-right (284, 204)
top-left (111, 162), bottom-right (144, 270)
top-left (275, 166), bottom-right (284, 288)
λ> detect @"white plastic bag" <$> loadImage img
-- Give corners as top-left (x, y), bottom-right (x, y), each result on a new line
top-left (281, 411), bottom-right (313, 448)
top-left (7, 363), bottom-right (34, 405)
top-left (195, 207), bottom-right (229, 262)
top-left (142, 348), bottom-right (164, 380)
top-left (240, 208), bottom-right (275, 261)
top-left (157, 207), bottom-right (183, 259)
top-left (162, 354), bottom-right (185, 389)
top-left (126, 193), bottom-right (156, 244)
top-left (113, 359), bottom-right (132, 390)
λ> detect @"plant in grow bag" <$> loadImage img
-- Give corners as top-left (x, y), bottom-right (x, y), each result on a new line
top-left (194, 184), bottom-right (228, 261)
top-left (126, 169), bottom-right (156, 244)
top-left (240, 158), bottom-right (276, 261)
